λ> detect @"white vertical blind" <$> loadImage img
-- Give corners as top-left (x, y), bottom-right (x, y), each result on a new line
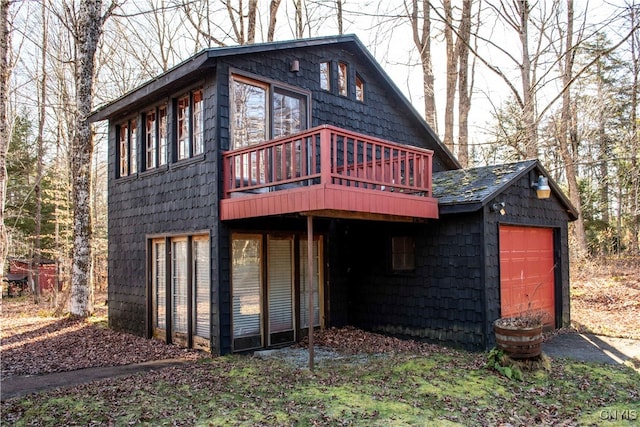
top-left (172, 239), bottom-right (188, 334)
top-left (193, 237), bottom-right (210, 339)
top-left (268, 238), bottom-right (293, 333)
top-left (153, 240), bottom-right (166, 329)
top-left (232, 237), bottom-right (262, 338)
top-left (300, 239), bottom-right (321, 328)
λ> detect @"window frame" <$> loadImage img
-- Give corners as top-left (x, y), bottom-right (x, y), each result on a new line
top-left (355, 73), bottom-right (365, 102)
top-left (117, 118), bottom-right (138, 178)
top-left (147, 232), bottom-right (210, 350)
top-left (319, 61), bottom-right (331, 91)
top-left (391, 236), bottom-right (416, 273)
top-left (229, 71), bottom-right (311, 151)
top-left (144, 104), bottom-right (169, 171)
top-left (175, 87), bottom-right (205, 162)
top-left (337, 61), bottom-right (349, 97)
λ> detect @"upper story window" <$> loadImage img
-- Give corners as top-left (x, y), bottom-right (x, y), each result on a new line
top-left (338, 62), bottom-right (348, 96)
top-left (118, 118), bottom-right (137, 177)
top-left (230, 74), bottom-right (308, 150)
top-left (320, 61), bottom-right (330, 91)
top-left (176, 88), bottom-right (204, 161)
top-left (355, 74), bottom-right (365, 102)
top-left (145, 104), bottom-right (168, 170)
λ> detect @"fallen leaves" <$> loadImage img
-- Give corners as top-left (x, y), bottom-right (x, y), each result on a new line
top-left (571, 258), bottom-right (640, 339)
top-left (1, 293), bottom-right (202, 378)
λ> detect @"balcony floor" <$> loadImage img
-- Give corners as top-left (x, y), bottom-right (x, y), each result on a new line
top-left (220, 183), bottom-right (439, 222)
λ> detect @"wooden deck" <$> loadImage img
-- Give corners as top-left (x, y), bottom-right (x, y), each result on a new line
top-left (221, 125), bottom-right (438, 222)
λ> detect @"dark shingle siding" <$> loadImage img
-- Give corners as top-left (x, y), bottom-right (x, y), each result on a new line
top-left (330, 218), bottom-right (485, 350)
top-left (482, 173), bottom-right (572, 347)
top-left (107, 76), bottom-right (219, 348)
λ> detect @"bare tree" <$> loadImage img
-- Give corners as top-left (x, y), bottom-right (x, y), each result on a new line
top-left (554, 0), bottom-right (587, 257)
top-left (0, 0), bottom-right (10, 280)
top-left (441, 0), bottom-right (474, 165)
top-left (629, 2), bottom-right (640, 254)
top-left (406, 0), bottom-right (437, 131)
top-left (336, 0), bottom-right (343, 35)
top-left (443, 0), bottom-right (457, 151)
top-left (33, 0), bottom-right (50, 303)
top-left (267, 0), bottom-right (282, 41)
top-left (65, 0), bottom-right (117, 317)
top-left (456, 0), bottom-right (473, 167)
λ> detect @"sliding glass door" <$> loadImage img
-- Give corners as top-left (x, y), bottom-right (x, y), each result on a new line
top-left (231, 234), bottom-right (323, 352)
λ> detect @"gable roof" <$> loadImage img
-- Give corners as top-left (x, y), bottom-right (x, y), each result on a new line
top-left (89, 34), bottom-right (460, 170)
top-left (432, 159), bottom-right (578, 220)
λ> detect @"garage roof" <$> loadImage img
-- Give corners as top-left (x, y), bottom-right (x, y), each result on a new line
top-left (432, 159), bottom-right (578, 220)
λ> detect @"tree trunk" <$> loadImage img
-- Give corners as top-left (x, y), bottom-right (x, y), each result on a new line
top-left (456, 0), bottom-right (472, 167)
top-left (70, 0), bottom-right (106, 317)
top-left (409, 0), bottom-right (437, 131)
top-left (557, 0), bottom-right (587, 258)
top-left (0, 0), bottom-right (9, 282)
top-left (295, 0), bottom-right (303, 39)
top-left (34, 0), bottom-right (49, 304)
top-left (267, 0), bottom-right (281, 42)
top-left (630, 6), bottom-right (640, 254)
top-left (247, 0), bottom-right (257, 44)
top-left (443, 0), bottom-right (457, 152)
top-left (336, 0), bottom-right (343, 35)
top-left (518, 0), bottom-right (537, 159)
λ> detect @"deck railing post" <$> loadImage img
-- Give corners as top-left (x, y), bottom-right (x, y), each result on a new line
top-left (320, 127), bottom-right (332, 185)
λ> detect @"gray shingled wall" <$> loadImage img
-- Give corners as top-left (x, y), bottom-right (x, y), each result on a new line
top-left (482, 172), bottom-right (571, 348)
top-left (108, 77), bottom-right (220, 350)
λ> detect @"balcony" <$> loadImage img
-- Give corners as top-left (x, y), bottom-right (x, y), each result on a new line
top-left (220, 125), bottom-right (438, 222)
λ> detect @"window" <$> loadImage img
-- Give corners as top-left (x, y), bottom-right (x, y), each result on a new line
top-left (320, 61), bottom-right (331, 91)
top-left (273, 89), bottom-right (306, 138)
top-left (145, 105), bottom-right (168, 170)
top-left (300, 238), bottom-right (322, 328)
top-left (231, 77), bottom-right (268, 149)
top-left (355, 74), bottom-right (365, 102)
top-left (119, 123), bottom-right (129, 176)
top-left (150, 234), bottom-right (210, 350)
top-left (193, 236), bottom-right (210, 341)
top-left (392, 236), bottom-right (415, 272)
top-left (193, 90), bottom-right (204, 155)
top-left (151, 239), bottom-right (166, 333)
top-left (176, 88), bottom-right (204, 161)
top-left (146, 111), bottom-right (157, 169)
top-left (118, 119), bottom-right (138, 177)
top-left (177, 95), bottom-right (190, 160)
top-left (231, 233), bottom-right (324, 352)
top-left (338, 62), bottom-right (348, 96)
top-left (130, 119), bottom-right (138, 174)
top-left (158, 106), bottom-right (168, 166)
top-left (230, 74), bottom-right (308, 149)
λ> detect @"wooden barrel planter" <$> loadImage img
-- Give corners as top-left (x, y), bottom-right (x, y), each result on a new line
top-left (493, 318), bottom-right (543, 359)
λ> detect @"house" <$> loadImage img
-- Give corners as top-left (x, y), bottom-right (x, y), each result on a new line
top-left (3, 258), bottom-right (58, 296)
top-left (90, 34), bottom-right (577, 353)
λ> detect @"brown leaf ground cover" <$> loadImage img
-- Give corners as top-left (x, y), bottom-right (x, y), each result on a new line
top-left (1, 263), bottom-right (639, 426)
top-left (1, 257), bottom-right (638, 378)
top-left (0, 292), bottom-right (202, 378)
top-left (570, 258), bottom-right (640, 339)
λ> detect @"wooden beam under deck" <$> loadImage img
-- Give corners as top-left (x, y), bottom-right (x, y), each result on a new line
top-left (220, 183), bottom-right (439, 222)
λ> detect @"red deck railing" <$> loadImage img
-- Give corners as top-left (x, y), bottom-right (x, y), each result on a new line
top-left (223, 125), bottom-right (433, 199)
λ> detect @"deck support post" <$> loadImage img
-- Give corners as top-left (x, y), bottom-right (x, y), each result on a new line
top-left (307, 215), bottom-right (315, 371)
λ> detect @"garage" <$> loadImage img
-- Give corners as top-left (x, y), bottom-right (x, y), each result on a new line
top-left (499, 225), bottom-right (556, 328)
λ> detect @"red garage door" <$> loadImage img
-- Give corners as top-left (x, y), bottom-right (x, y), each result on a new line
top-left (499, 225), bottom-right (555, 328)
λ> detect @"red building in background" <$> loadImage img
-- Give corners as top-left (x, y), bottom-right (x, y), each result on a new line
top-left (5, 258), bottom-right (58, 293)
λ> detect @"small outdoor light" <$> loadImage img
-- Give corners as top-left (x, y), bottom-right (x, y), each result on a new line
top-left (532, 175), bottom-right (551, 199)
top-left (490, 201), bottom-right (506, 216)
top-left (290, 59), bottom-right (300, 72)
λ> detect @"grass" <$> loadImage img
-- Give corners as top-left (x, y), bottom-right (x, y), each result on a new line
top-left (2, 352), bottom-right (639, 426)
